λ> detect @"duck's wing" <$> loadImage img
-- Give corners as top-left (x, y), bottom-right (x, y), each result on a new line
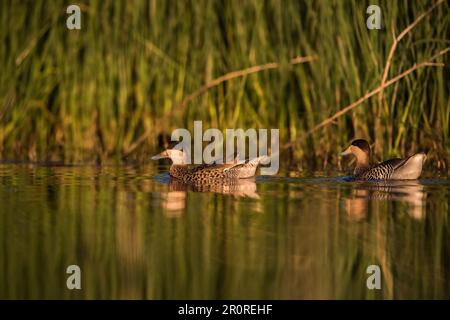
top-left (188, 162), bottom-right (242, 173)
top-left (192, 156), bottom-right (246, 172)
top-left (378, 158), bottom-right (408, 169)
top-left (188, 156), bottom-right (267, 178)
top-left (223, 156), bottom-right (268, 178)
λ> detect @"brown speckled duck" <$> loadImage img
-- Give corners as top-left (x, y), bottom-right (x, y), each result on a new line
top-left (341, 139), bottom-right (426, 180)
top-left (151, 149), bottom-right (268, 184)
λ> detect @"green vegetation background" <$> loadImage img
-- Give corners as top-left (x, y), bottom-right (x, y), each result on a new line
top-left (0, 0), bottom-right (448, 170)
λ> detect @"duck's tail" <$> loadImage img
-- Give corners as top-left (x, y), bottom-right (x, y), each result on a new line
top-left (391, 152), bottom-right (427, 180)
top-left (246, 155), bottom-right (270, 166)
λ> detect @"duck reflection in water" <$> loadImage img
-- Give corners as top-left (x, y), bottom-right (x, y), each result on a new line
top-left (158, 175), bottom-right (259, 216)
top-left (343, 180), bottom-right (426, 221)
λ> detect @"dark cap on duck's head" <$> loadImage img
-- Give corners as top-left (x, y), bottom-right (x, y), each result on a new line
top-left (350, 139), bottom-right (370, 154)
top-left (341, 139), bottom-right (371, 166)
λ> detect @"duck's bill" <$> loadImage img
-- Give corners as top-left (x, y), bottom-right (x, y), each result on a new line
top-left (341, 147), bottom-right (352, 156)
top-left (151, 151), bottom-right (168, 160)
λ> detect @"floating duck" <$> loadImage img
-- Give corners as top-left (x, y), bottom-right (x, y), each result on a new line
top-left (341, 139), bottom-right (426, 180)
top-left (151, 149), bottom-right (268, 183)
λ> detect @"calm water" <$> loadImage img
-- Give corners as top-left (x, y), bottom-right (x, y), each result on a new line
top-left (0, 164), bottom-right (449, 299)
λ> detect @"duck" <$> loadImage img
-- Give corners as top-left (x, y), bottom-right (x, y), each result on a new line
top-left (151, 149), bottom-right (268, 184)
top-left (341, 139), bottom-right (426, 180)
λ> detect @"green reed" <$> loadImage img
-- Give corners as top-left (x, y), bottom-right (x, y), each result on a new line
top-left (0, 0), bottom-right (448, 169)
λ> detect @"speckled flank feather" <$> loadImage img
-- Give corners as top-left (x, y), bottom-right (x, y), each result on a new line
top-left (168, 156), bottom-right (268, 184)
top-left (355, 158), bottom-right (402, 180)
top-left (355, 155), bottom-right (425, 180)
top-left (170, 164), bottom-right (240, 183)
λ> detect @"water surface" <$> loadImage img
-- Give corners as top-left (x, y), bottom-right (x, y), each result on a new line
top-left (0, 164), bottom-right (449, 299)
